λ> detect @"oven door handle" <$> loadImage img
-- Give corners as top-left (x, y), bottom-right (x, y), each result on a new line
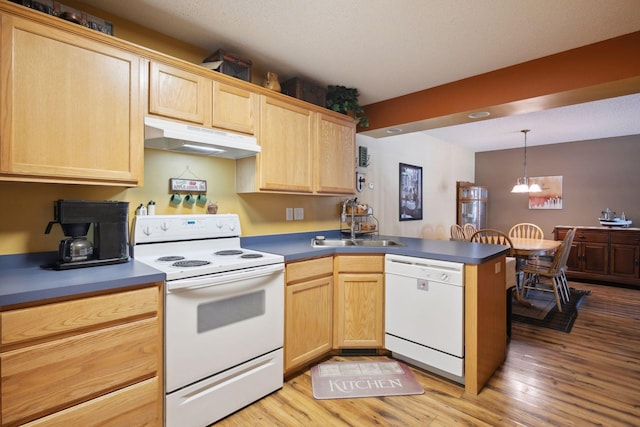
top-left (167, 263), bottom-right (284, 292)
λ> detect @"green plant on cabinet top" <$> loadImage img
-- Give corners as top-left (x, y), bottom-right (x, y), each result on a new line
top-left (326, 85), bottom-right (369, 128)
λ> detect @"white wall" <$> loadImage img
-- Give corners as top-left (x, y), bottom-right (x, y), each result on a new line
top-left (355, 132), bottom-right (475, 240)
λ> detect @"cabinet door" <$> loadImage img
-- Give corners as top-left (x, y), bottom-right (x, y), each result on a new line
top-left (285, 275), bottom-right (333, 373)
top-left (314, 113), bottom-right (355, 195)
top-left (610, 244), bottom-right (640, 278)
top-left (212, 82), bottom-right (257, 134)
top-left (0, 14), bottom-right (143, 186)
top-left (149, 61), bottom-right (209, 124)
top-left (335, 273), bottom-right (384, 348)
top-left (258, 96), bottom-right (313, 193)
top-left (581, 242), bottom-right (608, 275)
top-left (566, 242), bottom-right (580, 271)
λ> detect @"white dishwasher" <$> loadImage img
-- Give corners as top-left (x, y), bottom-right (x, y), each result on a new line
top-left (385, 254), bottom-right (465, 383)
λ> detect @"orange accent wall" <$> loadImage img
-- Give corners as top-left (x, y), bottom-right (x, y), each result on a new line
top-left (363, 31), bottom-right (640, 132)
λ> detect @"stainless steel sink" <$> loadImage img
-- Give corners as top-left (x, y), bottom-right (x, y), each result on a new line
top-left (311, 238), bottom-right (404, 247)
top-left (356, 239), bottom-right (404, 247)
top-left (311, 238), bottom-right (357, 247)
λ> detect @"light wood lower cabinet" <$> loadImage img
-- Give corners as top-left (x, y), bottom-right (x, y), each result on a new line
top-left (334, 255), bottom-right (384, 348)
top-left (285, 257), bottom-right (334, 375)
top-left (0, 284), bottom-right (163, 426)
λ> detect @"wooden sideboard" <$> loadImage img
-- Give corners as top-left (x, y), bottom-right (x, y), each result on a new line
top-left (554, 226), bottom-right (640, 288)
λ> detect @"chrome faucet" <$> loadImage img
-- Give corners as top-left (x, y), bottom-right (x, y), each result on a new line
top-left (342, 198), bottom-right (358, 240)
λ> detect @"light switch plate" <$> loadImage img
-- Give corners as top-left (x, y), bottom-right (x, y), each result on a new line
top-left (294, 207), bottom-right (304, 220)
top-left (286, 208), bottom-right (293, 221)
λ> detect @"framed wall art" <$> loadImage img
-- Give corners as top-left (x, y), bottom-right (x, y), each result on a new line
top-left (399, 163), bottom-right (423, 221)
top-left (528, 176), bottom-right (563, 209)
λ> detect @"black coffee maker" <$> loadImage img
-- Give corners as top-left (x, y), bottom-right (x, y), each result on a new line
top-left (44, 199), bottom-right (130, 270)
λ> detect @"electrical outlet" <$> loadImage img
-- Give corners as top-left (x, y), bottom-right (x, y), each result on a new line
top-left (294, 207), bottom-right (304, 220)
top-left (495, 261), bottom-right (501, 274)
top-left (285, 208), bottom-right (293, 221)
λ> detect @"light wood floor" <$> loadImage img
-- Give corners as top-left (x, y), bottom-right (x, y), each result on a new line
top-left (215, 282), bottom-right (640, 426)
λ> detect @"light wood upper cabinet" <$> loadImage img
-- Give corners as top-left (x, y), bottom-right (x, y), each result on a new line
top-left (212, 82), bottom-right (257, 134)
top-left (149, 61), bottom-right (209, 124)
top-left (148, 61), bottom-right (257, 135)
top-left (0, 13), bottom-right (143, 186)
top-left (237, 95), bottom-right (356, 195)
top-left (250, 95), bottom-right (314, 193)
top-left (315, 112), bottom-right (356, 195)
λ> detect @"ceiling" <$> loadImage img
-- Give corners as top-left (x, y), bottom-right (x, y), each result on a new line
top-left (81, 0), bottom-right (640, 151)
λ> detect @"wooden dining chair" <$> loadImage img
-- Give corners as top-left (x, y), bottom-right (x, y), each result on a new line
top-left (470, 229), bottom-right (514, 255)
top-left (519, 228), bottom-right (576, 312)
top-left (525, 228), bottom-right (576, 303)
top-left (509, 223), bottom-right (544, 240)
top-left (450, 224), bottom-right (466, 240)
top-left (463, 223), bottom-right (477, 240)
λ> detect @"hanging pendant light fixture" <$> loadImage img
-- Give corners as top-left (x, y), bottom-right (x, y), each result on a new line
top-left (511, 129), bottom-right (541, 193)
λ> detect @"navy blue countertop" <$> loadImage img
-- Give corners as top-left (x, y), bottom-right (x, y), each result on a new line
top-left (0, 252), bottom-right (165, 309)
top-left (242, 230), bottom-right (509, 264)
top-left (1, 232), bottom-right (507, 309)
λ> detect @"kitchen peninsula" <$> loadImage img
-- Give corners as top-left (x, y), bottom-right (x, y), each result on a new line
top-left (243, 231), bottom-right (510, 395)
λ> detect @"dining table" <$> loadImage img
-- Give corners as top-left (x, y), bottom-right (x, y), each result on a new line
top-left (510, 237), bottom-right (562, 258)
top-left (509, 237), bottom-right (562, 307)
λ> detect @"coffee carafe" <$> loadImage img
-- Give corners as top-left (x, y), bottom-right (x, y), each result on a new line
top-left (44, 199), bottom-right (130, 270)
top-left (59, 236), bottom-right (93, 262)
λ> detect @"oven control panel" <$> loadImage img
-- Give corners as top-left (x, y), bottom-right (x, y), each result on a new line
top-left (132, 214), bottom-right (241, 244)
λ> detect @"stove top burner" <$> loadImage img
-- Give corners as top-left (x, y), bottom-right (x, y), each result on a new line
top-left (173, 260), bottom-right (211, 267)
top-left (215, 250), bottom-right (244, 256)
top-left (158, 256), bottom-right (186, 262)
top-left (241, 253), bottom-right (264, 259)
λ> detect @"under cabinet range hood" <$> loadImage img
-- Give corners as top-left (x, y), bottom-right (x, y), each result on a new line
top-left (144, 116), bottom-right (260, 159)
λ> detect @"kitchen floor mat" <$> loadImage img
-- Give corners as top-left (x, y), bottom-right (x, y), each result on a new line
top-left (311, 360), bottom-right (424, 400)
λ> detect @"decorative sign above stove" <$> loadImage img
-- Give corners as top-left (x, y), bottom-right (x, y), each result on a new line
top-left (170, 178), bottom-right (207, 193)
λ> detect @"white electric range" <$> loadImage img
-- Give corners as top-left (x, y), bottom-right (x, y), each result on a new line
top-left (132, 214), bottom-right (285, 427)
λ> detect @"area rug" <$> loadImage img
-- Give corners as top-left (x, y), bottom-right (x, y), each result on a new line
top-left (311, 360), bottom-right (424, 400)
top-left (512, 289), bottom-right (558, 320)
top-left (512, 287), bottom-right (591, 333)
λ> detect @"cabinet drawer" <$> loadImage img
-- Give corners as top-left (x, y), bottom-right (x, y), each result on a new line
top-left (22, 377), bottom-right (160, 427)
top-left (1, 318), bottom-right (159, 425)
top-left (1, 286), bottom-right (159, 347)
top-left (287, 257), bottom-right (333, 284)
top-left (574, 230), bottom-right (609, 243)
top-left (336, 255), bottom-right (384, 273)
top-left (610, 231), bottom-right (640, 245)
